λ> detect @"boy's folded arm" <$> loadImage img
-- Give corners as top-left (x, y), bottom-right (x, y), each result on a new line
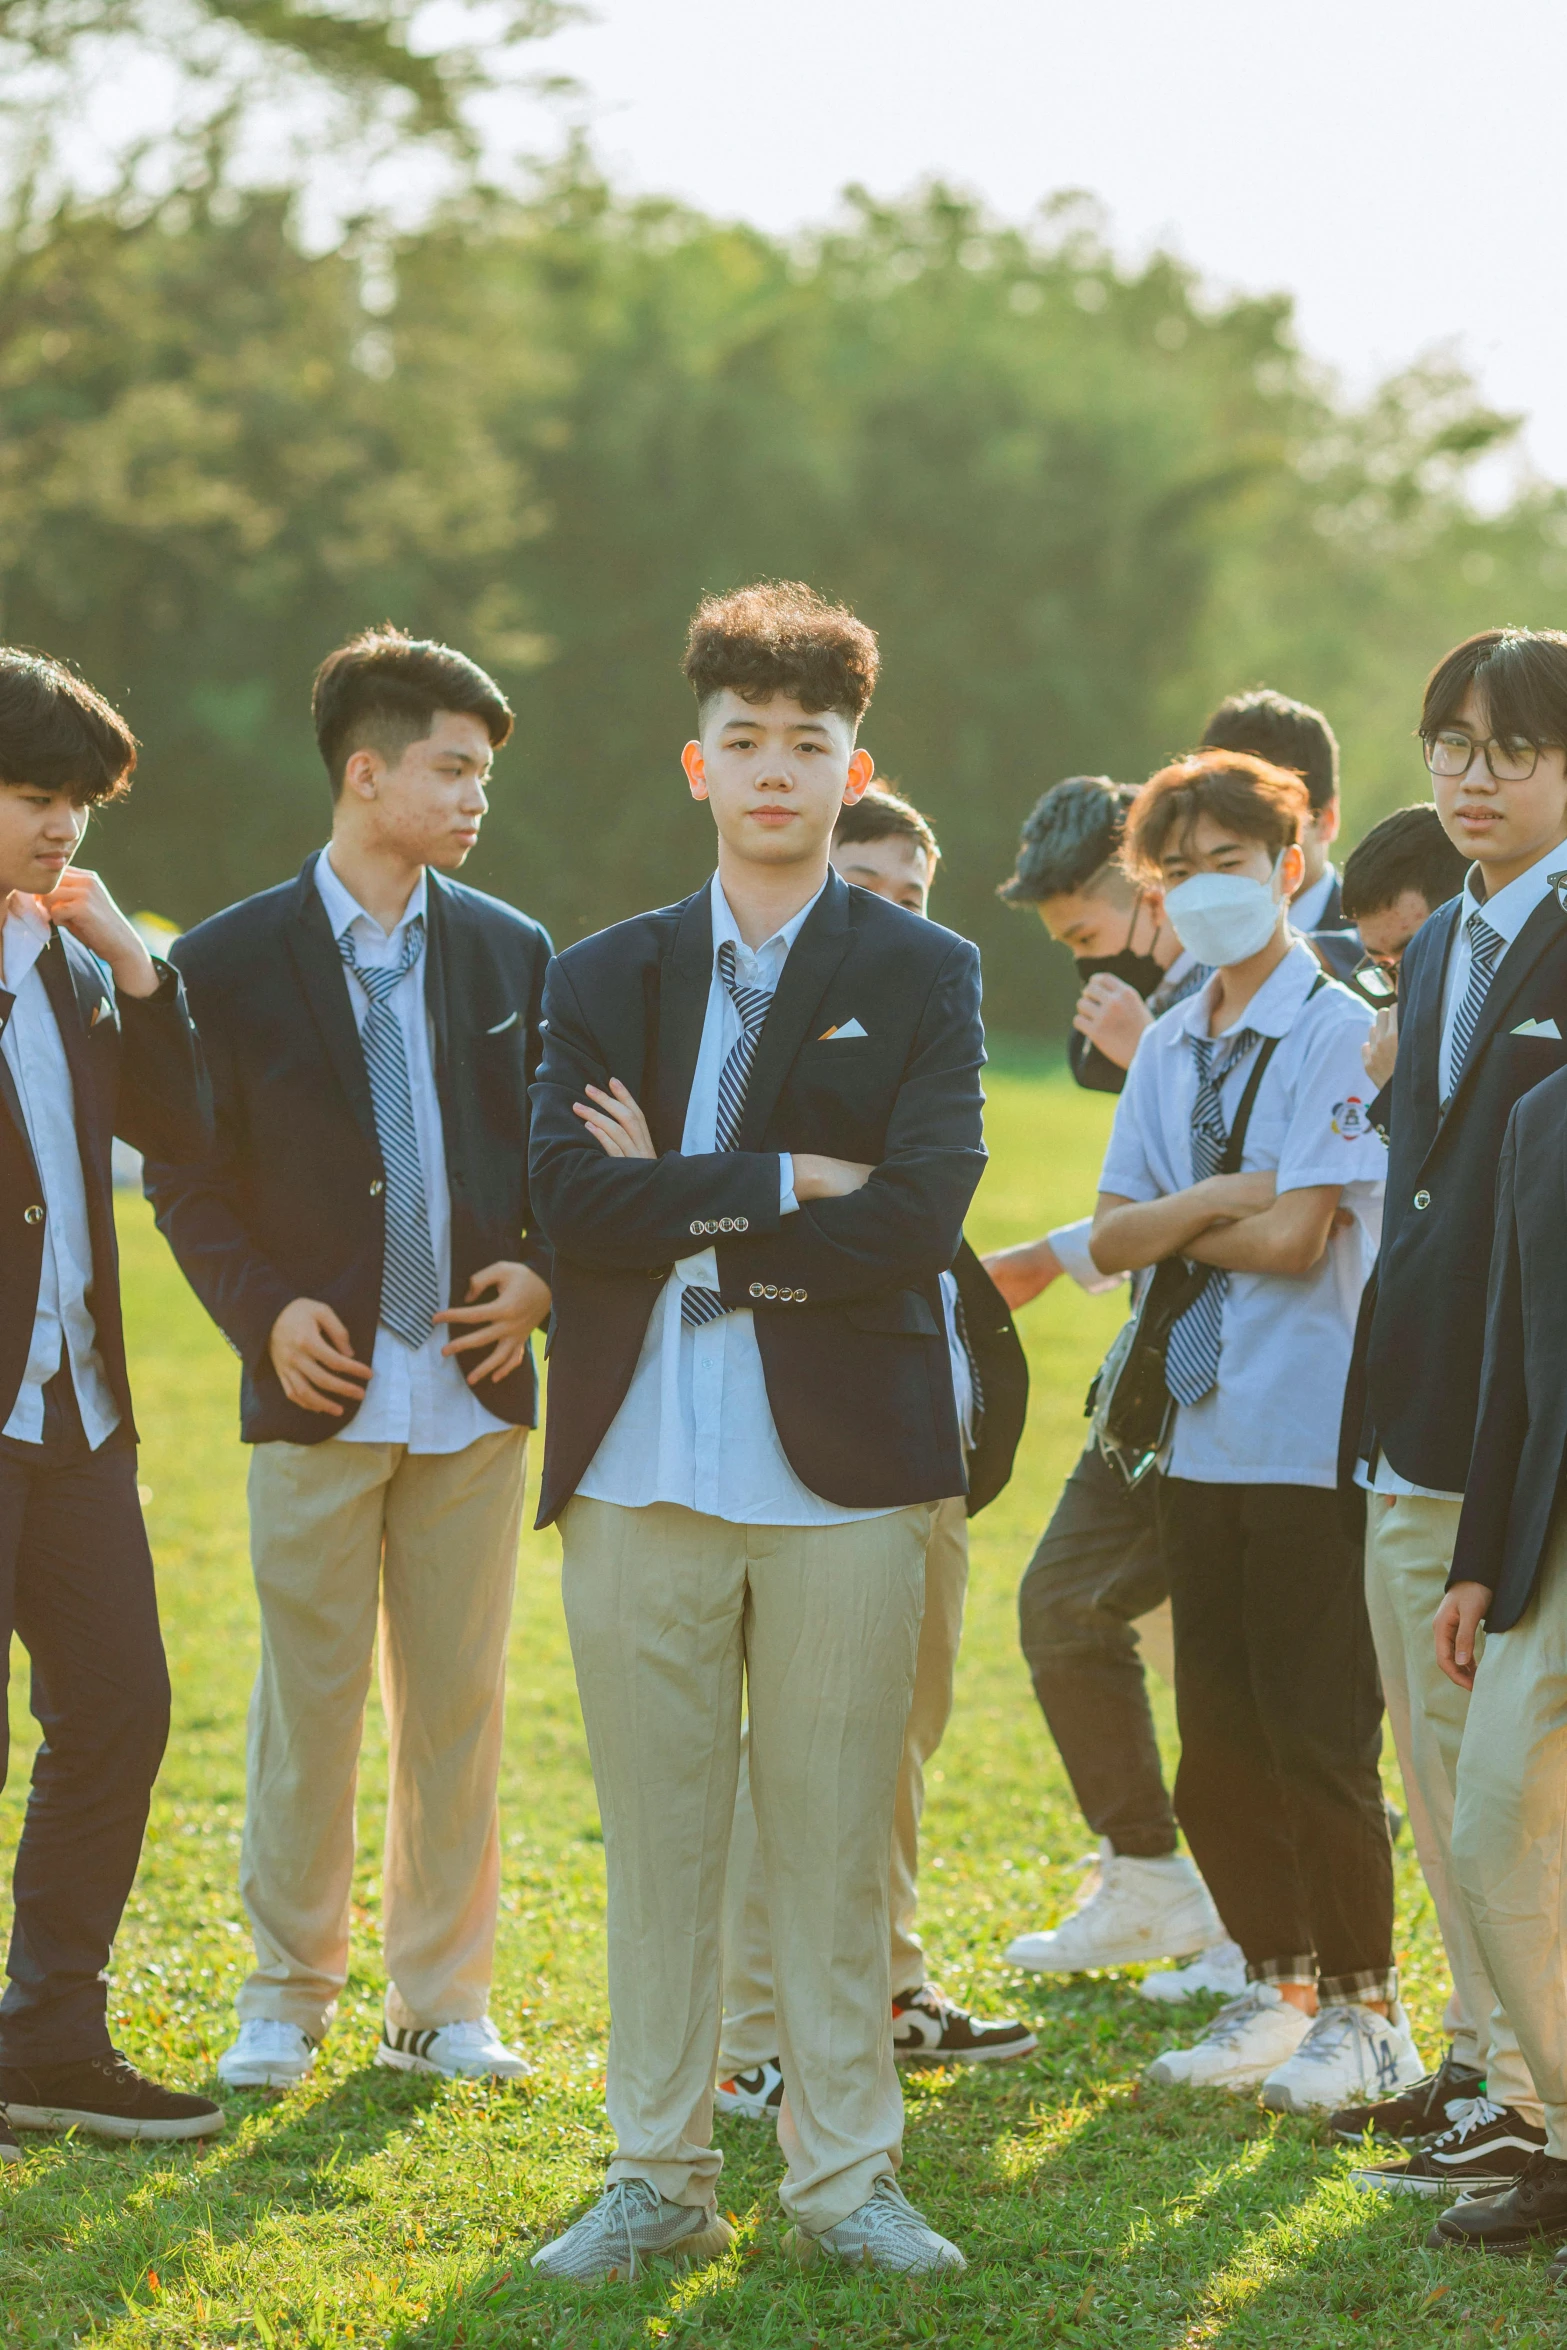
top-left (1183, 1184), bottom-right (1342, 1275)
top-left (1089, 1178), bottom-right (1257, 1274)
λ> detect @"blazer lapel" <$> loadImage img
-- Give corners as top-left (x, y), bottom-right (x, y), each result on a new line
top-left (736, 872), bottom-right (855, 1150)
top-left (1408, 900), bottom-right (1458, 1136)
top-left (38, 931), bottom-right (103, 1154)
top-left (0, 987), bottom-right (34, 1175)
top-left (1438, 892), bottom-right (1567, 1130)
top-left (422, 869), bottom-right (456, 1130)
top-left (652, 887), bottom-right (715, 1152)
top-left (284, 858), bottom-right (378, 1148)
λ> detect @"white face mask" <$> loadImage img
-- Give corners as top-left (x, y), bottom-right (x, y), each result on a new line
top-left (1163, 856), bottom-right (1285, 968)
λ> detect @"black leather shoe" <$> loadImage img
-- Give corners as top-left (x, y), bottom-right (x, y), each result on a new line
top-left (0, 2051), bottom-right (223, 2143)
top-left (1333, 2043), bottom-right (1486, 2144)
top-left (1427, 2152), bottom-right (1567, 2254)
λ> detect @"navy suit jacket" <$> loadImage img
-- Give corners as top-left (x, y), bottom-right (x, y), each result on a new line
top-left (950, 1237), bottom-right (1028, 1518)
top-left (145, 858), bottom-right (552, 1445)
top-left (1450, 1075), bottom-right (1567, 1627)
top-left (1340, 884), bottom-right (1567, 1493)
top-left (0, 933), bottom-right (210, 1442)
top-left (528, 872), bottom-right (988, 1527)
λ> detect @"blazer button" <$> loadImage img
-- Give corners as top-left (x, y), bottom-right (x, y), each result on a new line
top-left (23, 1204), bottom-right (43, 1225)
top-left (764, 1284), bottom-right (779, 1299)
top-left (370, 1178), bottom-right (384, 1197)
top-left (735, 1217), bottom-right (749, 1232)
top-left (689, 1221), bottom-right (703, 1236)
top-left (796, 1289), bottom-right (808, 1302)
top-left (1413, 1189), bottom-right (1431, 1211)
top-left (718, 1217), bottom-right (734, 1233)
top-left (749, 1281), bottom-right (765, 1299)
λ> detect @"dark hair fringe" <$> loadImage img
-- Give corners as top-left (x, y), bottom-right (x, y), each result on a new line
top-left (683, 581), bottom-right (878, 724)
top-left (1340, 802), bottom-right (1470, 921)
top-left (0, 647), bottom-right (137, 806)
top-left (312, 624), bottom-right (513, 792)
top-left (1123, 750), bottom-right (1309, 882)
top-left (1202, 687), bottom-right (1339, 812)
top-left (1420, 627), bottom-right (1567, 753)
top-left (832, 781), bottom-right (940, 862)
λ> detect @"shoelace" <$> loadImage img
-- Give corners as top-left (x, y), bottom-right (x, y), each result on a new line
top-left (588, 2179), bottom-right (661, 2282)
top-left (1199, 1989), bottom-right (1274, 2048)
top-left (1433, 2096), bottom-right (1506, 2148)
top-left (1289, 2008), bottom-right (1361, 2068)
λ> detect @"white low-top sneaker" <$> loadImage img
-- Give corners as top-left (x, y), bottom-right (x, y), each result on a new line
top-left (789, 2179), bottom-right (966, 2275)
top-left (531, 2180), bottom-right (734, 2283)
top-left (1138, 1938), bottom-right (1249, 2005)
top-left (1261, 2001), bottom-right (1424, 2117)
top-left (714, 2058), bottom-right (785, 2119)
top-left (1006, 1842), bottom-right (1223, 1973)
top-left (1146, 1982), bottom-right (1310, 2091)
top-left (217, 2019), bottom-right (318, 2089)
top-left (377, 2017), bottom-right (532, 2081)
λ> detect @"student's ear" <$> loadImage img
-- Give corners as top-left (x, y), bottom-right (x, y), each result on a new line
top-left (1281, 841), bottom-right (1307, 897)
top-left (341, 746), bottom-right (385, 803)
top-left (682, 740), bottom-right (708, 803)
top-left (841, 748), bottom-right (875, 807)
top-left (1313, 794), bottom-right (1342, 848)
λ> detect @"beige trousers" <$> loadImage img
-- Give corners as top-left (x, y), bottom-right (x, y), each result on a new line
top-left (559, 1495), bottom-right (931, 2232)
top-left (1365, 1491), bottom-right (1537, 2118)
top-left (237, 1430), bottom-right (527, 2038)
top-left (1454, 1506), bottom-right (1567, 2155)
top-left (720, 1495), bottom-right (967, 2070)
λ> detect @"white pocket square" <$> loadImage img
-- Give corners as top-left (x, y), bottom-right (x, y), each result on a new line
top-left (90, 997), bottom-right (113, 1027)
top-left (1513, 1017), bottom-right (1562, 1039)
top-left (820, 1017), bottom-right (868, 1040)
top-left (486, 1010), bottom-right (519, 1035)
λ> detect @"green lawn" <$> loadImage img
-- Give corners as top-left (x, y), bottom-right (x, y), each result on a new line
top-left (0, 1059), bottom-right (1550, 2347)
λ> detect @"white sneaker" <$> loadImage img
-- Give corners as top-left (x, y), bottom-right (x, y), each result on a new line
top-left (1138, 1938), bottom-right (1249, 2004)
top-left (1145, 1983), bottom-right (1310, 2091)
top-left (376, 2017), bottom-right (532, 2081)
top-left (217, 2020), bottom-right (318, 2089)
top-left (1261, 2001), bottom-right (1424, 2117)
top-left (714, 2058), bottom-right (784, 2119)
top-left (1005, 1842), bottom-right (1223, 1973)
top-left (531, 2180), bottom-right (734, 2283)
top-left (788, 2178), bottom-right (966, 2275)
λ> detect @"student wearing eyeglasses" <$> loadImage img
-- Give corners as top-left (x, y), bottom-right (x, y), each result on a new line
top-left (1339, 805), bottom-right (1470, 1088)
top-left (1337, 630), bottom-right (1567, 2202)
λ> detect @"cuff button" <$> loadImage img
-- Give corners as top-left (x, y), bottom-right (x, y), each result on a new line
top-left (718, 1217), bottom-right (734, 1233)
top-left (764, 1284), bottom-right (779, 1299)
top-left (736, 1217), bottom-right (749, 1231)
top-left (748, 1281), bottom-right (765, 1299)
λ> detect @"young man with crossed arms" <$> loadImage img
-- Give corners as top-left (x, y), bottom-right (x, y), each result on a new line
top-left (528, 584), bottom-right (986, 2283)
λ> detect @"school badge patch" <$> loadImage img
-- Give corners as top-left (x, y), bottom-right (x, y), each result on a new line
top-left (1332, 1096), bottom-right (1370, 1138)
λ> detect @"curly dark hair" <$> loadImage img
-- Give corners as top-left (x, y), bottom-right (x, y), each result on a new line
top-left (682, 581), bottom-right (879, 725)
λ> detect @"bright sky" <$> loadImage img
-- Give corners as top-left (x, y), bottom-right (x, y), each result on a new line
top-left (504, 0), bottom-right (1567, 483)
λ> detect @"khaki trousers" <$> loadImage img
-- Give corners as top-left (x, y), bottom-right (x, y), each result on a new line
top-left (720, 1495), bottom-right (967, 2071)
top-left (1454, 1506), bottom-right (1567, 2155)
top-left (559, 1495), bottom-right (931, 2232)
top-left (1365, 1492), bottom-right (1537, 2117)
top-left (237, 1430), bottom-right (527, 2038)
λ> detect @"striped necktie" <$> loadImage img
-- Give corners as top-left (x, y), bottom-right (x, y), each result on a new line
top-left (1164, 1027), bottom-right (1258, 1408)
top-left (1443, 911), bottom-right (1504, 1105)
top-left (338, 919), bottom-right (441, 1349)
top-left (682, 938), bottom-right (773, 1330)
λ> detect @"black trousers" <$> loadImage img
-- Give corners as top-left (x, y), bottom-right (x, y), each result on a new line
top-left (0, 1374), bottom-right (169, 2065)
top-left (1018, 1442), bottom-right (1179, 1859)
top-left (1159, 1477), bottom-right (1394, 1999)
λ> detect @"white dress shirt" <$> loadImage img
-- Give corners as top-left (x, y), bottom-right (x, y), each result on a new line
top-left (314, 851), bottom-right (508, 1455)
top-left (579, 872), bottom-right (894, 1525)
top-left (0, 899), bottom-right (119, 1446)
top-left (1292, 864), bottom-right (1341, 936)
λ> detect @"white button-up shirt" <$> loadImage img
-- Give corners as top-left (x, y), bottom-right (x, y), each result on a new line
top-left (314, 851), bottom-right (508, 1456)
top-left (1292, 864), bottom-right (1341, 936)
top-left (0, 898), bottom-right (119, 1446)
top-left (1099, 941), bottom-right (1385, 1489)
top-left (579, 872), bottom-right (893, 1525)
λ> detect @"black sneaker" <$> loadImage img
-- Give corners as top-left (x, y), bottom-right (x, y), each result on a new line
top-left (0, 2051), bottom-right (224, 2143)
top-left (1352, 2099), bottom-right (1547, 2198)
top-left (1331, 2043), bottom-right (1485, 2145)
top-left (1427, 2151), bottom-right (1567, 2254)
top-left (0, 2109), bottom-right (17, 2165)
top-left (892, 1985), bottom-right (1037, 2067)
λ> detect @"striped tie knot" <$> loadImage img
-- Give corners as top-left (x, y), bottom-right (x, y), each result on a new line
top-left (1165, 1025), bottom-right (1259, 1409)
top-left (339, 916), bottom-right (425, 999)
top-left (1445, 911), bottom-right (1505, 1101)
top-left (681, 935), bottom-right (776, 1329)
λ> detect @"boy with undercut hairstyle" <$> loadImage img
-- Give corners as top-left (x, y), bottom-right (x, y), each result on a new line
top-left (528, 585), bottom-right (985, 2283)
top-left (1093, 749), bottom-right (1419, 2114)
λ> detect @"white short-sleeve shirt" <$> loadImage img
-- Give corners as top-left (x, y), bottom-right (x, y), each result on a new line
top-left (1098, 939), bottom-right (1385, 1488)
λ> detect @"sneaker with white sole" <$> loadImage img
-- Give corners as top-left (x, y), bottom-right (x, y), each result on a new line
top-left (531, 2179), bottom-right (734, 2283)
top-left (1146, 1982), bottom-right (1310, 2091)
top-left (1138, 1938), bottom-right (1249, 2005)
top-left (714, 2059), bottom-right (785, 2119)
top-left (217, 2020), bottom-right (318, 2090)
top-left (788, 2178), bottom-right (966, 2275)
top-left (892, 1984), bottom-right (1037, 2066)
top-left (1005, 1842), bottom-right (1223, 1974)
top-left (1351, 2098), bottom-right (1548, 2198)
top-left (377, 2018), bottom-right (531, 2081)
top-left (1261, 2001), bottom-right (1424, 2117)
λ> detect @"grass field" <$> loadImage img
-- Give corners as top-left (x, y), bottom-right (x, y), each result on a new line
top-left (0, 1055), bottom-right (1554, 2347)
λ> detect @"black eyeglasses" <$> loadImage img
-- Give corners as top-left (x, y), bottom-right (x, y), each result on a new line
top-left (1423, 728), bottom-right (1558, 782)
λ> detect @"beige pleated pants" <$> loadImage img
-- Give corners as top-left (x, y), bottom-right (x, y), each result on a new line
top-left (1454, 1504), bottom-right (1567, 2156)
top-left (236, 1430), bottom-right (527, 2039)
top-left (720, 1495), bottom-right (968, 2072)
top-left (1364, 1491), bottom-right (1538, 2119)
top-left (559, 1494), bottom-right (931, 2233)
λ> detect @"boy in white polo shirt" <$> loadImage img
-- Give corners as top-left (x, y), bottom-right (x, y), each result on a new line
top-left (1090, 748), bottom-right (1420, 2112)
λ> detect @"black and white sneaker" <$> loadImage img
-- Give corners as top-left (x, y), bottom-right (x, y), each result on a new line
top-left (0, 2109), bottom-right (17, 2165)
top-left (1331, 2043), bottom-right (1486, 2145)
top-left (1352, 2099), bottom-right (1548, 2198)
top-left (892, 1984), bottom-right (1037, 2066)
top-left (0, 2051), bottom-right (223, 2143)
top-left (714, 2060), bottom-right (784, 2119)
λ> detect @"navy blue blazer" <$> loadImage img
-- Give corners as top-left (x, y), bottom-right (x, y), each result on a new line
top-left (145, 858), bottom-right (552, 1446)
top-left (1449, 1075), bottom-right (1567, 1627)
top-left (0, 932), bottom-right (210, 1443)
top-left (527, 872), bottom-right (987, 1527)
top-left (1340, 884), bottom-right (1567, 1493)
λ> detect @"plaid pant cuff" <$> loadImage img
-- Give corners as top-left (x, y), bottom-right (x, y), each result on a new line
top-left (1248, 1954), bottom-right (1318, 1989)
top-left (1319, 1967), bottom-right (1399, 2009)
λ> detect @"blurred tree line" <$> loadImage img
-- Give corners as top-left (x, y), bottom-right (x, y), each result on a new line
top-left (2, 135), bottom-right (1565, 1028)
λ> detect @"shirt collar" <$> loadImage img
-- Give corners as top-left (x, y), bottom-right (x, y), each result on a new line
top-left (2, 892), bottom-right (53, 992)
top-left (1461, 847), bottom-right (1566, 948)
top-left (708, 871), bottom-right (825, 971)
top-left (1291, 865), bottom-right (1339, 934)
top-left (315, 848), bottom-right (428, 945)
top-left (1177, 937), bottom-right (1324, 1045)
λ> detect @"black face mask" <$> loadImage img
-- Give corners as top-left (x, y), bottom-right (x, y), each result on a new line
top-left (1073, 896), bottom-right (1166, 1002)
